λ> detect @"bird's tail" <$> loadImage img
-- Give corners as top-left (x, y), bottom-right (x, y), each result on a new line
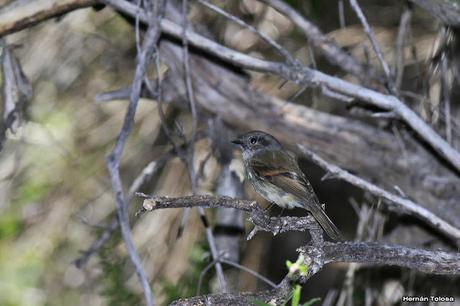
top-left (308, 204), bottom-right (343, 241)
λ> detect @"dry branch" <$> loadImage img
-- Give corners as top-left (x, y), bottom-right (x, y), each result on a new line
top-left (88, 18), bottom-right (460, 250)
top-left (260, 0), bottom-right (381, 85)
top-left (104, 2), bottom-right (165, 305)
top-left (99, 0), bottom-right (460, 180)
top-left (137, 194), bottom-right (460, 305)
top-left (138, 193), bottom-right (460, 276)
top-left (138, 194), bottom-right (319, 236)
top-left (2, 0), bottom-right (459, 176)
top-left (298, 146), bottom-right (460, 243)
top-left (0, 0), bottom-right (97, 37)
top-left (411, 0), bottom-right (460, 26)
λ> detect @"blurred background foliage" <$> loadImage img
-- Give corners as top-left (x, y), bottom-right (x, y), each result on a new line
top-left (0, 0), bottom-right (455, 305)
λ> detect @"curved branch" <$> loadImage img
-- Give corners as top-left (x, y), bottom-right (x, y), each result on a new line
top-left (260, 0), bottom-right (382, 85)
top-left (0, 0), bottom-right (97, 37)
top-left (138, 194), bottom-right (460, 276)
top-left (158, 194), bottom-right (460, 305)
top-left (100, 0), bottom-right (460, 177)
top-left (322, 242), bottom-right (460, 274)
top-left (298, 145), bottom-right (460, 244)
top-left (2, 0), bottom-right (459, 174)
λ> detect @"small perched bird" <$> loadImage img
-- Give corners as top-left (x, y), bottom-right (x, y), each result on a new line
top-left (232, 131), bottom-right (343, 241)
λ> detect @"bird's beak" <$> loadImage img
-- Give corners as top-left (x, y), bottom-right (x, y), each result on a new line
top-left (231, 138), bottom-right (243, 146)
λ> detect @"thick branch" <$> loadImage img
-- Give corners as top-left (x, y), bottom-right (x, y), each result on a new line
top-left (100, 0), bottom-right (460, 180)
top-left (260, 0), bottom-right (381, 85)
top-left (92, 20), bottom-right (460, 252)
top-left (298, 146), bottom-right (460, 243)
top-left (0, 0), bottom-right (97, 37)
top-left (138, 194), bottom-right (319, 236)
top-left (411, 0), bottom-right (460, 26)
top-left (322, 242), bottom-right (460, 274)
top-left (2, 0), bottom-right (459, 175)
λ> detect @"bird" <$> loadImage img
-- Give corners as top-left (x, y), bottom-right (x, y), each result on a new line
top-left (232, 130), bottom-right (343, 241)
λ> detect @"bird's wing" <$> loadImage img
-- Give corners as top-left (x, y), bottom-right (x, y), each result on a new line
top-left (249, 150), bottom-right (320, 206)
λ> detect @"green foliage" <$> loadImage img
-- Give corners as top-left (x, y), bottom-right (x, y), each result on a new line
top-left (14, 177), bottom-right (51, 205)
top-left (301, 297), bottom-right (321, 306)
top-left (0, 212), bottom-right (22, 239)
top-left (286, 255), bottom-right (308, 278)
top-left (162, 244), bottom-right (210, 305)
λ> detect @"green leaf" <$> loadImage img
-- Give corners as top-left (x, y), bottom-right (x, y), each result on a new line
top-left (291, 285), bottom-right (301, 306)
top-left (302, 297), bottom-right (321, 306)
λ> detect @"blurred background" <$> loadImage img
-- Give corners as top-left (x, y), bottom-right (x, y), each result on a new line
top-left (0, 0), bottom-right (459, 305)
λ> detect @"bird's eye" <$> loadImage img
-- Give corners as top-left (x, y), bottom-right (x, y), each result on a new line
top-left (250, 137), bottom-right (257, 144)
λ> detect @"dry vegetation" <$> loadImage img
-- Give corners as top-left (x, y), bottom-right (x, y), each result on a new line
top-left (1, 0), bottom-right (460, 305)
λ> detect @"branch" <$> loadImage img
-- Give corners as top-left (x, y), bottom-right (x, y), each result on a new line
top-left (73, 131), bottom-right (207, 268)
top-left (348, 0), bottom-right (395, 92)
top-left (197, 0), bottom-right (297, 66)
top-left (137, 194), bottom-right (319, 236)
top-left (103, 2), bottom-right (165, 305)
top-left (321, 242), bottom-right (460, 274)
top-left (0, 0), bottom-right (97, 37)
top-left (1, 42), bottom-right (32, 152)
top-left (139, 194), bottom-right (460, 280)
top-left (260, 0), bottom-right (382, 86)
top-left (156, 194), bottom-right (460, 304)
top-left (179, 0), bottom-right (228, 293)
top-left (2, 0), bottom-right (459, 174)
top-left (102, 0), bottom-right (460, 177)
top-left (298, 145), bottom-right (460, 244)
top-left (411, 0), bottom-right (460, 26)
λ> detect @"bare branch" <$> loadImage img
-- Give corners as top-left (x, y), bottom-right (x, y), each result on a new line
top-left (441, 52), bottom-right (452, 144)
top-left (411, 0), bottom-right (460, 26)
top-left (102, 1), bottom-right (165, 304)
top-left (73, 133), bottom-right (207, 268)
top-left (0, 0), bottom-right (97, 37)
top-left (161, 194), bottom-right (460, 306)
top-left (1, 42), bottom-right (32, 152)
top-left (321, 242), bottom-right (460, 274)
top-left (197, 0), bottom-right (297, 66)
top-left (171, 239), bottom-right (460, 304)
top-left (103, 0), bottom-right (460, 176)
top-left (298, 145), bottom-right (460, 244)
top-left (394, 5), bottom-right (412, 89)
top-left (180, 0), bottom-right (228, 292)
top-left (260, 0), bottom-right (381, 85)
top-left (348, 0), bottom-right (394, 92)
top-left (137, 194), bottom-right (319, 236)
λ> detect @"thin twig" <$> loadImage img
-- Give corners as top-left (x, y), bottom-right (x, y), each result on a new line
top-left (220, 258), bottom-right (277, 288)
top-left (298, 145), bottom-right (460, 244)
top-left (74, 133), bottom-right (206, 268)
top-left (394, 5), bottom-right (411, 89)
top-left (338, 0), bottom-right (345, 28)
top-left (197, 257), bottom-right (276, 295)
top-left (102, 0), bottom-right (460, 175)
top-left (181, 0), bottom-right (228, 292)
top-left (137, 193), bottom-right (460, 305)
top-left (441, 54), bottom-right (452, 144)
top-left (101, 1), bottom-right (165, 304)
top-left (197, 0), bottom-right (297, 66)
top-left (260, 0), bottom-right (381, 85)
top-left (348, 0), bottom-right (395, 93)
